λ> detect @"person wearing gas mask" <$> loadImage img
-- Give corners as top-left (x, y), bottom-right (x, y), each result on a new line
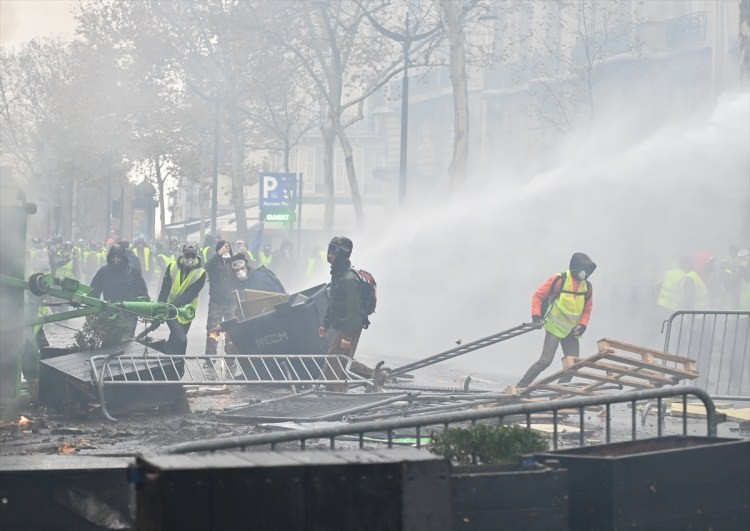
top-left (157, 243), bottom-right (206, 357)
top-left (230, 254), bottom-right (285, 294)
top-left (203, 239), bottom-right (238, 359)
top-left (516, 252), bottom-right (597, 388)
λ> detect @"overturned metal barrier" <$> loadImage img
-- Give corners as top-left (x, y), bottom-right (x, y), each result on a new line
top-left (89, 353), bottom-right (373, 421)
top-left (662, 311), bottom-right (750, 398)
top-left (390, 321), bottom-right (541, 376)
top-left (161, 386), bottom-right (719, 455)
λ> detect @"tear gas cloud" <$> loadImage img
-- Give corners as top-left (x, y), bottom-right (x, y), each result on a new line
top-left (351, 92), bottom-right (750, 384)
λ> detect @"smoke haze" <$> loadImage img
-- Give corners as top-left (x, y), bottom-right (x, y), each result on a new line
top-left (353, 92), bottom-right (750, 384)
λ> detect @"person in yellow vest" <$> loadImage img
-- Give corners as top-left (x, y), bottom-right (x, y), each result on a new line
top-left (259, 243), bottom-right (273, 267)
top-left (729, 248), bottom-right (750, 311)
top-left (656, 256), bottom-right (692, 316)
top-left (516, 252), bottom-right (596, 388)
top-left (305, 245), bottom-right (328, 282)
top-left (157, 243), bottom-right (206, 358)
top-left (132, 237), bottom-right (155, 289)
top-left (683, 251), bottom-right (714, 310)
top-left (234, 239), bottom-right (258, 268)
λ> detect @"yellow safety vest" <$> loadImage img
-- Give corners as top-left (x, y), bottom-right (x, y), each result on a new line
top-left (133, 246), bottom-right (151, 271)
top-left (684, 272), bottom-right (709, 309)
top-left (260, 251), bottom-right (272, 266)
top-left (166, 262), bottom-right (205, 324)
top-left (657, 268), bottom-right (686, 311)
top-left (739, 278), bottom-right (750, 311)
top-left (544, 271), bottom-right (589, 339)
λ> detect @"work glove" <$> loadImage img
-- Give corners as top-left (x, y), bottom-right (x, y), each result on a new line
top-left (573, 324), bottom-right (586, 337)
top-left (532, 315), bottom-right (542, 324)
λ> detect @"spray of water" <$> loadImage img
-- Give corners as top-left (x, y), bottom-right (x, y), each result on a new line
top-left (350, 92), bottom-right (750, 383)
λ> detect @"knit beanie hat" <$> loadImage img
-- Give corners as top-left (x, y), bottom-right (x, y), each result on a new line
top-left (216, 239), bottom-right (230, 253)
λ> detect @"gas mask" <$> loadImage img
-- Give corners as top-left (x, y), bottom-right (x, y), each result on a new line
top-left (235, 269), bottom-right (248, 280)
top-left (577, 270), bottom-right (587, 280)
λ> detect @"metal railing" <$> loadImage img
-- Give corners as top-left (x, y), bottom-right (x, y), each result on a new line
top-left (662, 311), bottom-right (750, 398)
top-left (89, 353), bottom-right (373, 421)
top-left (161, 387), bottom-right (718, 455)
top-left (390, 321), bottom-right (541, 376)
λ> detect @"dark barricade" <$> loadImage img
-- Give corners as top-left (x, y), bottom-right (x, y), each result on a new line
top-left (132, 448), bottom-right (451, 531)
top-left (221, 283), bottom-right (329, 380)
top-left (535, 436), bottom-right (750, 531)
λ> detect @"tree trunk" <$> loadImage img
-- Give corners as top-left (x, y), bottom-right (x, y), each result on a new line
top-left (741, 0), bottom-right (750, 87)
top-left (440, 1), bottom-right (470, 190)
top-left (227, 97), bottom-right (247, 238)
top-left (335, 124), bottom-right (364, 229)
top-left (153, 155), bottom-right (167, 244)
top-left (322, 115), bottom-right (336, 234)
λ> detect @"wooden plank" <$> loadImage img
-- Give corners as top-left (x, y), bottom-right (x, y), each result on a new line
top-left (670, 402), bottom-right (750, 422)
top-left (599, 352), bottom-right (699, 380)
top-left (571, 370), bottom-right (655, 389)
top-left (578, 359), bottom-right (678, 385)
top-left (597, 338), bottom-right (697, 370)
top-left (529, 384), bottom-right (592, 396)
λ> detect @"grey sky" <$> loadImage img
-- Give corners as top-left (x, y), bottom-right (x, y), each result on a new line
top-left (0, 0), bottom-right (76, 48)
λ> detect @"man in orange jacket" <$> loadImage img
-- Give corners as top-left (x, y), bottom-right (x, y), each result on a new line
top-left (517, 252), bottom-right (596, 388)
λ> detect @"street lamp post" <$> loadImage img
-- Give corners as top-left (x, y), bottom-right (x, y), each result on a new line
top-left (211, 94), bottom-right (220, 236)
top-left (398, 14), bottom-right (411, 206)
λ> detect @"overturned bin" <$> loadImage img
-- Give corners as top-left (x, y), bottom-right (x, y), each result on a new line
top-left (220, 283), bottom-right (330, 380)
top-left (534, 435), bottom-right (750, 531)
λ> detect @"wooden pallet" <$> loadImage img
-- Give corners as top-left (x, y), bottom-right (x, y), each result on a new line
top-left (518, 338), bottom-right (699, 398)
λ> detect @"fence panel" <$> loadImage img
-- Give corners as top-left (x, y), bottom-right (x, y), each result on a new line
top-left (662, 311), bottom-right (750, 397)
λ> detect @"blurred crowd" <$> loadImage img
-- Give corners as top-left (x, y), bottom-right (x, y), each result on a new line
top-left (655, 245), bottom-right (750, 316)
top-left (25, 234), bottom-right (332, 297)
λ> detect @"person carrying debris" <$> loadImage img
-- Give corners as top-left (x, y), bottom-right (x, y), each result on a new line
top-left (319, 237), bottom-right (379, 392)
top-left (157, 243), bottom-right (206, 357)
top-left (88, 243), bottom-right (150, 340)
top-left (516, 252), bottom-right (597, 388)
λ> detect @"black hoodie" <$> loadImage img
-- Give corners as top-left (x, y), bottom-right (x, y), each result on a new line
top-left (569, 252), bottom-right (597, 278)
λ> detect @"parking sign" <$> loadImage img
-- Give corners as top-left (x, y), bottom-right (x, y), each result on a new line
top-left (260, 173), bottom-right (297, 210)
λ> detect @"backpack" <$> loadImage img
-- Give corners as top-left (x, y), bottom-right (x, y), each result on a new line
top-left (541, 272), bottom-right (593, 317)
top-left (351, 268), bottom-right (377, 329)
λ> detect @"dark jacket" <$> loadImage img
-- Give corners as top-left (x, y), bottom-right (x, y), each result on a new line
top-left (157, 257), bottom-right (207, 308)
top-left (89, 262), bottom-right (148, 303)
top-left (204, 253), bottom-right (236, 305)
top-left (323, 259), bottom-right (364, 336)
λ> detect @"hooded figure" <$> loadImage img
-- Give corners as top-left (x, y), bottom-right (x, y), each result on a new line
top-left (87, 244), bottom-right (150, 339)
top-left (89, 244), bottom-right (149, 303)
top-left (516, 252), bottom-right (596, 388)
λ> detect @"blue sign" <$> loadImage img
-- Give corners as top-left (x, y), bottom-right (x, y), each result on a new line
top-left (259, 173), bottom-right (297, 210)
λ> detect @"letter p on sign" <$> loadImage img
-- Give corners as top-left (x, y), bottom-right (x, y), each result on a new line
top-left (262, 174), bottom-right (278, 199)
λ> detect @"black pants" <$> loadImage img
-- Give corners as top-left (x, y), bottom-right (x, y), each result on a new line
top-left (205, 302), bottom-right (236, 356)
top-left (517, 330), bottom-right (580, 387)
top-left (165, 319), bottom-right (192, 355)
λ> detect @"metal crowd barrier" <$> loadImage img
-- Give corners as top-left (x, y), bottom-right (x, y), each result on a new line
top-left (89, 353), bottom-right (373, 421)
top-left (161, 386), bottom-right (719, 455)
top-left (662, 311), bottom-right (750, 399)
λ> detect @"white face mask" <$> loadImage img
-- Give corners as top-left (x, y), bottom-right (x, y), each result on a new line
top-left (222, 252), bottom-right (231, 259)
top-left (577, 270), bottom-right (587, 280)
top-left (183, 257), bottom-right (196, 268)
top-left (235, 269), bottom-right (247, 280)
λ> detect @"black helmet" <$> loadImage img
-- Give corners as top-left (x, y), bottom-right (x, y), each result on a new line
top-left (182, 243), bottom-right (199, 258)
top-left (328, 236), bottom-right (353, 259)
